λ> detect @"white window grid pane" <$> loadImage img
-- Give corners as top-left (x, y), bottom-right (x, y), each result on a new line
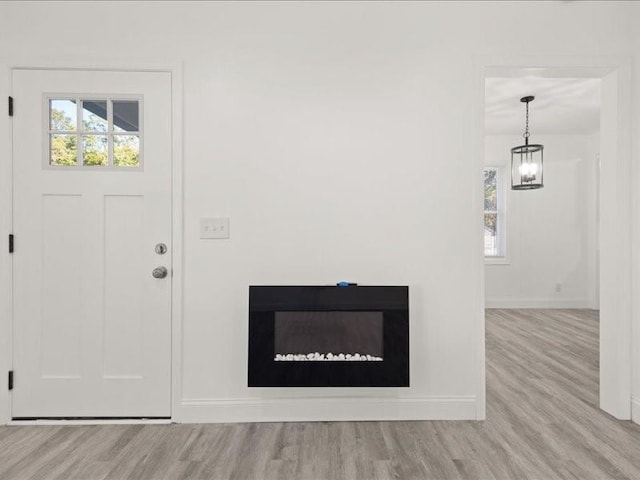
top-left (46, 95), bottom-right (142, 170)
top-left (112, 134), bottom-right (141, 167)
top-left (484, 167), bottom-right (506, 258)
top-left (81, 100), bottom-right (108, 133)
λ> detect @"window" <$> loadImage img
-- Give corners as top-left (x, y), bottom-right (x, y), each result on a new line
top-left (484, 166), bottom-right (507, 262)
top-left (47, 96), bottom-right (142, 169)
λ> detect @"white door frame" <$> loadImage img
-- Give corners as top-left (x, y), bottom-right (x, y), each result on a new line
top-left (0, 59), bottom-right (184, 425)
top-left (474, 55), bottom-right (633, 421)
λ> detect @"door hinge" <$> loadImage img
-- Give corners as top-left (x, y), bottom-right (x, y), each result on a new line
top-left (8, 96), bottom-right (13, 117)
top-left (8, 371), bottom-right (13, 391)
top-left (8, 234), bottom-right (13, 253)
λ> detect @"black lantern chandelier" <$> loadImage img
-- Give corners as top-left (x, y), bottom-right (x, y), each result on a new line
top-left (511, 96), bottom-right (544, 190)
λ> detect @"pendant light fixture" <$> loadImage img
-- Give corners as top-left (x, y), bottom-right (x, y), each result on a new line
top-left (511, 96), bottom-right (544, 190)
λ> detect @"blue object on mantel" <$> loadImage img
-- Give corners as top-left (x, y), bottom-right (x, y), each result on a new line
top-left (336, 281), bottom-right (358, 287)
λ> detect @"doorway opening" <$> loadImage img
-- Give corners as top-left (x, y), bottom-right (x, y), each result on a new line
top-left (480, 63), bottom-right (632, 422)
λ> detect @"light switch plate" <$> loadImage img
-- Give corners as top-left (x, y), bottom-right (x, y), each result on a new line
top-left (200, 217), bottom-right (230, 239)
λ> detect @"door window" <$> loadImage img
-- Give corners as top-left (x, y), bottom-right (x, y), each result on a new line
top-left (47, 97), bottom-right (142, 169)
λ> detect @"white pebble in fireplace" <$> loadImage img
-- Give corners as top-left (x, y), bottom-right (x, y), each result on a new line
top-left (274, 353), bottom-right (384, 361)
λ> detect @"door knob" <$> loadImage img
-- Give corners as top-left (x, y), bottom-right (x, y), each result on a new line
top-left (152, 266), bottom-right (168, 279)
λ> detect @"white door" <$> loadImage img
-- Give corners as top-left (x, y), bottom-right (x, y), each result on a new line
top-left (12, 69), bottom-right (172, 418)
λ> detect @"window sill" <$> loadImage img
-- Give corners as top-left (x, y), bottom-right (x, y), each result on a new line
top-left (485, 256), bottom-right (510, 266)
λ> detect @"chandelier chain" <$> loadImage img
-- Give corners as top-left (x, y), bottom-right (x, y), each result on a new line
top-left (523, 101), bottom-right (530, 139)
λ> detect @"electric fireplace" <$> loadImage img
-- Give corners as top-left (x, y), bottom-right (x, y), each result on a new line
top-left (248, 285), bottom-right (409, 387)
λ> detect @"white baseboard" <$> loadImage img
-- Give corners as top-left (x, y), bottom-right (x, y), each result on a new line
top-left (632, 397), bottom-right (640, 424)
top-left (485, 298), bottom-right (592, 309)
top-left (179, 396), bottom-right (477, 423)
top-left (8, 418), bottom-right (171, 426)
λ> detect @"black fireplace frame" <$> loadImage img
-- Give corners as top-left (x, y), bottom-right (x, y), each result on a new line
top-left (248, 285), bottom-right (409, 387)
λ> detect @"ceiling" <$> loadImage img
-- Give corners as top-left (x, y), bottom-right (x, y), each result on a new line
top-left (485, 77), bottom-right (601, 136)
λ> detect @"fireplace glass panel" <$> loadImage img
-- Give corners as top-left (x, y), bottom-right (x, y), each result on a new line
top-left (274, 311), bottom-right (383, 361)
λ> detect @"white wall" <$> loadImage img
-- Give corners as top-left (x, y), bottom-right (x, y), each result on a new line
top-left (485, 134), bottom-right (599, 309)
top-left (0, 1), bottom-right (635, 422)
